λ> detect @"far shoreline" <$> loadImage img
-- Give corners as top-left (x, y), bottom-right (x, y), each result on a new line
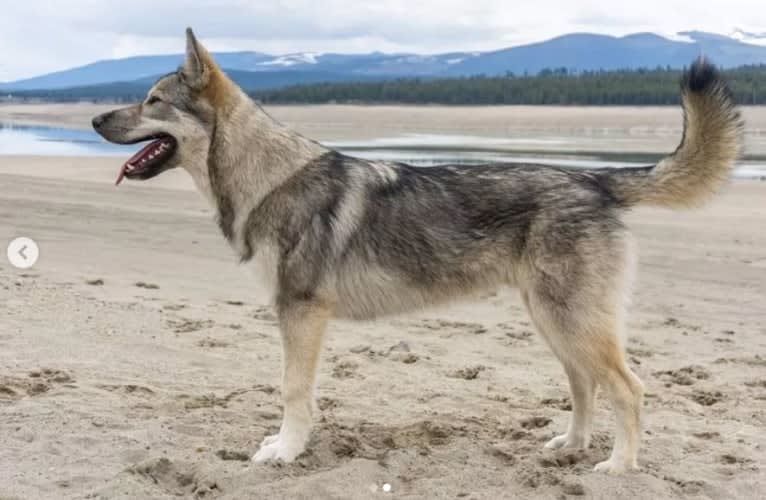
top-left (2, 102), bottom-right (766, 158)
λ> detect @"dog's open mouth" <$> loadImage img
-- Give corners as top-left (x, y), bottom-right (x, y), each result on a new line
top-left (115, 135), bottom-right (178, 186)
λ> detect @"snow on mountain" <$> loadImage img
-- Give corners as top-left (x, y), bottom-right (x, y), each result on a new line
top-left (730, 28), bottom-right (766, 46)
top-left (660, 32), bottom-right (696, 44)
top-left (258, 52), bottom-right (320, 67)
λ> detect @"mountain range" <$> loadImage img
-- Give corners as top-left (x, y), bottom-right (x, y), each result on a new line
top-left (4, 30), bottom-right (766, 92)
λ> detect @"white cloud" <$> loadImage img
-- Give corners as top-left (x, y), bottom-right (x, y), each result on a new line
top-left (2, 0), bottom-right (766, 80)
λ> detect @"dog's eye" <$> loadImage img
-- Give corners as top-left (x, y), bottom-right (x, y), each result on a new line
top-left (146, 96), bottom-right (162, 105)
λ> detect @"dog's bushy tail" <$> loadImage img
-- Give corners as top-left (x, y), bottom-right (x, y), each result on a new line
top-left (607, 58), bottom-right (744, 208)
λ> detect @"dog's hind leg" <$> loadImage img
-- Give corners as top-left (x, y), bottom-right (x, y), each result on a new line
top-left (521, 228), bottom-right (644, 473)
top-left (592, 354), bottom-right (644, 473)
top-left (252, 300), bottom-right (330, 463)
top-left (543, 363), bottom-right (596, 450)
top-left (523, 284), bottom-right (643, 473)
top-left (522, 289), bottom-right (597, 450)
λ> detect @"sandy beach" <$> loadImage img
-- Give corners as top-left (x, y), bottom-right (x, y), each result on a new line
top-left (0, 105), bottom-right (764, 499)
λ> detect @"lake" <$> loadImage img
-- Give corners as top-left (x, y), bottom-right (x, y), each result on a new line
top-left (1, 122), bottom-right (764, 178)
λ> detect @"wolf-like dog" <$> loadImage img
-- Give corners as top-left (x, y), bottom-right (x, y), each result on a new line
top-left (92, 28), bottom-right (743, 474)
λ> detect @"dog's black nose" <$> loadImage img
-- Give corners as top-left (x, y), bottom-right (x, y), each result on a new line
top-left (92, 113), bottom-right (106, 130)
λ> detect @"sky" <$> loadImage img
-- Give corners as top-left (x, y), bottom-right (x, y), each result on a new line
top-left (2, 0), bottom-right (766, 81)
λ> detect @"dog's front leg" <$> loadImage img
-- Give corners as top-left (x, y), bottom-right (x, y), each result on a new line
top-left (252, 300), bottom-right (329, 463)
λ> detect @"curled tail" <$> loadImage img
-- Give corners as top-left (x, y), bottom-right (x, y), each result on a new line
top-left (607, 58), bottom-right (744, 208)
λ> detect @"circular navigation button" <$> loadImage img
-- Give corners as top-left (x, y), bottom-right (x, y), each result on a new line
top-left (7, 237), bottom-right (39, 269)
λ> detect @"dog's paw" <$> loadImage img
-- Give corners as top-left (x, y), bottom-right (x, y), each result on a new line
top-left (593, 457), bottom-right (638, 474)
top-left (544, 434), bottom-right (569, 449)
top-left (544, 433), bottom-right (587, 450)
top-left (251, 434), bottom-right (305, 463)
top-left (260, 434), bottom-right (279, 447)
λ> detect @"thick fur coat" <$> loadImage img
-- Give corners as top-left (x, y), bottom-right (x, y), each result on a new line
top-left (93, 28), bottom-right (743, 473)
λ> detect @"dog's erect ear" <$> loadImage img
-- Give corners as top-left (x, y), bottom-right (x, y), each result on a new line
top-left (182, 27), bottom-right (216, 89)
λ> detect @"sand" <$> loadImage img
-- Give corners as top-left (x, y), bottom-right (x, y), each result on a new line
top-left (0, 105), bottom-right (765, 499)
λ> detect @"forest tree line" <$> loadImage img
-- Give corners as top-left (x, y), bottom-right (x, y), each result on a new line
top-left (7, 65), bottom-right (766, 105)
top-left (252, 65), bottom-right (766, 105)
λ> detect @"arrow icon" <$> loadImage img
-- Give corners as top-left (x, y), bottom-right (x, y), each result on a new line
top-left (7, 237), bottom-right (39, 269)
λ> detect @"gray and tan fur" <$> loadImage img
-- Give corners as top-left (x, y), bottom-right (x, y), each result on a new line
top-left (93, 28), bottom-right (744, 474)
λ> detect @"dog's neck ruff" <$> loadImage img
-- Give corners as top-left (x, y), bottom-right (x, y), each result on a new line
top-left (206, 96), bottom-right (326, 258)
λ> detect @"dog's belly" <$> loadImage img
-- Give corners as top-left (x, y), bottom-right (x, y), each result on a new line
top-left (331, 262), bottom-right (515, 320)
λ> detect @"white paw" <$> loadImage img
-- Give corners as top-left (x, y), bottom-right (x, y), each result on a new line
top-left (260, 434), bottom-right (279, 447)
top-left (252, 434), bottom-right (305, 463)
top-left (593, 457), bottom-right (638, 474)
top-left (544, 433), bottom-right (587, 450)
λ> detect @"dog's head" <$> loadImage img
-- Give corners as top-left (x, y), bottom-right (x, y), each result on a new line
top-left (92, 28), bottom-right (232, 186)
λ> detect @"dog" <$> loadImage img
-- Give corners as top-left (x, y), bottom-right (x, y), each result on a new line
top-left (92, 28), bottom-right (743, 474)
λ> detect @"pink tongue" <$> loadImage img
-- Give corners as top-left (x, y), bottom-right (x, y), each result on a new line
top-left (115, 139), bottom-right (164, 186)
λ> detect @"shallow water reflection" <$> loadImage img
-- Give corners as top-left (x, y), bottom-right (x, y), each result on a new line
top-left (1, 123), bottom-right (763, 178)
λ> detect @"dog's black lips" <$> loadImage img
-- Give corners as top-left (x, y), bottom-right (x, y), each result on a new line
top-left (115, 134), bottom-right (178, 185)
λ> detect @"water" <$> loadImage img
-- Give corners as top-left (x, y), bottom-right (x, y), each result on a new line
top-left (0, 123), bottom-right (123, 156)
top-left (1, 123), bottom-right (764, 178)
